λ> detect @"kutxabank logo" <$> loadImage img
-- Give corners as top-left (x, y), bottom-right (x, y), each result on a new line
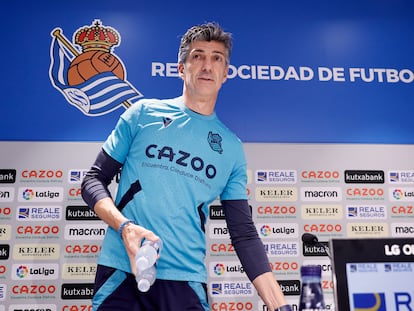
top-left (49, 19), bottom-right (143, 116)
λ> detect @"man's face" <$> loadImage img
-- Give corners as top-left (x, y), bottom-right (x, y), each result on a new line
top-left (178, 40), bottom-right (229, 99)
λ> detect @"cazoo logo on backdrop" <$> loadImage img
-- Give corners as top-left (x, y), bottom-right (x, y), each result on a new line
top-left (49, 19), bottom-right (143, 116)
top-left (20, 169), bottom-right (63, 182)
top-left (300, 170), bottom-right (340, 183)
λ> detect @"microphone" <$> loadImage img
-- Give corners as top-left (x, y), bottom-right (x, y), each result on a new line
top-left (301, 233), bottom-right (331, 259)
top-left (301, 233), bottom-right (319, 246)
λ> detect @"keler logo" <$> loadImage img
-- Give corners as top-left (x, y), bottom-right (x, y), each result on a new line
top-left (49, 19), bottom-right (143, 116)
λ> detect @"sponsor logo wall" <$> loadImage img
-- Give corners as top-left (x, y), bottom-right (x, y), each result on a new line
top-left (1, 141), bottom-right (413, 310)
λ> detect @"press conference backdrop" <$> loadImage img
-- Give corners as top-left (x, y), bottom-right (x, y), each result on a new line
top-left (1, 0), bottom-right (414, 310)
top-left (2, 142), bottom-right (414, 311)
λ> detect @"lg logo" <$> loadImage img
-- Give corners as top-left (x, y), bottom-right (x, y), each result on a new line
top-left (385, 244), bottom-right (414, 256)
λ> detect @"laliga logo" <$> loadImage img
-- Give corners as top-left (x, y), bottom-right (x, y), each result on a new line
top-left (385, 244), bottom-right (414, 256)
top-left (393, 189), bottom-right (404, 200)
top-left (260, 225), bottom-right (271, 236)
top-left (22, 188), bottom-right (35, 200)
top-left (49, 19), bottom-right (143, 116)
top-left (214, 263), bottom-right (225, 276)
top-left (16, 265), bottom-right (29, 278)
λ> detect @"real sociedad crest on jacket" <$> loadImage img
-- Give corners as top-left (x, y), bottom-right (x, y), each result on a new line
top-left (49, 19), bottom-right (143, 116)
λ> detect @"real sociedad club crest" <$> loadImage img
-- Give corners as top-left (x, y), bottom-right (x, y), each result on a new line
top-left (208, 131), bottom-right (223, 154)
top-left (49, 20), bottom-right (143, 116)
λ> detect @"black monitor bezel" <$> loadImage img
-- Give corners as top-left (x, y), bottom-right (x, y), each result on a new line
top-left (329, 237), bottom-right (414, 311)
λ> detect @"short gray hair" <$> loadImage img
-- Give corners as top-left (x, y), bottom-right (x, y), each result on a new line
top-left (178, 22), bottom-right (233, 64)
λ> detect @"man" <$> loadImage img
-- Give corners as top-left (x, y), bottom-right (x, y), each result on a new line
top-left (81, 22), bottom-right (292, 311)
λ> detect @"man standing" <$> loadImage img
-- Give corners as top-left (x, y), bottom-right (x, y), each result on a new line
top-left (82, 22), bottom-right (292, 311)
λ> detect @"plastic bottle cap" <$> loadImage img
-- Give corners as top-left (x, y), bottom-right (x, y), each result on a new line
top-left (301, 265), bottom-right (322, 277)
top-left (138, 279), bottom-right (151, 292)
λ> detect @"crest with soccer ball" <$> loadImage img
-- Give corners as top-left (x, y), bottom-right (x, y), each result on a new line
top-left (49, 19), bottom-right (143, 116)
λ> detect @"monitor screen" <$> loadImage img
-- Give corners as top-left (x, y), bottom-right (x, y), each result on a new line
top-left (329, 238), bottom-right (414, 311)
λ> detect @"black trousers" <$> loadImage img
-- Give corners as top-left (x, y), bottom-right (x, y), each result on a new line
top-left (92, 265), bottom-right (209, 311)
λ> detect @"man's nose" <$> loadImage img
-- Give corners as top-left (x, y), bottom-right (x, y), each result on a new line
top-left (202, 58), bottom-right (213, 71)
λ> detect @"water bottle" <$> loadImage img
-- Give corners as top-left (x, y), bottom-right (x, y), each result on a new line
top-left (136, 264), bottom-right (156, 292)
top-left (299, 265), bottom-right (326, 311)
top-left (135, 239), bottom-right (163, 292)
top-left (135, 239), bottom-right (163, 272)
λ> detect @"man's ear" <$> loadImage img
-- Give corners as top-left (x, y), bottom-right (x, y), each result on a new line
top-left (222, 66), bottom-right (229, 83)
top-left (178, 63), bottom-right (184, 78)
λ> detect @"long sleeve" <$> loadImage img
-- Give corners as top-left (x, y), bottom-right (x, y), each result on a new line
top-left (81, 148), bottom-right (122, 210)
top-left (221, 199), bottom-right (271, 282)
